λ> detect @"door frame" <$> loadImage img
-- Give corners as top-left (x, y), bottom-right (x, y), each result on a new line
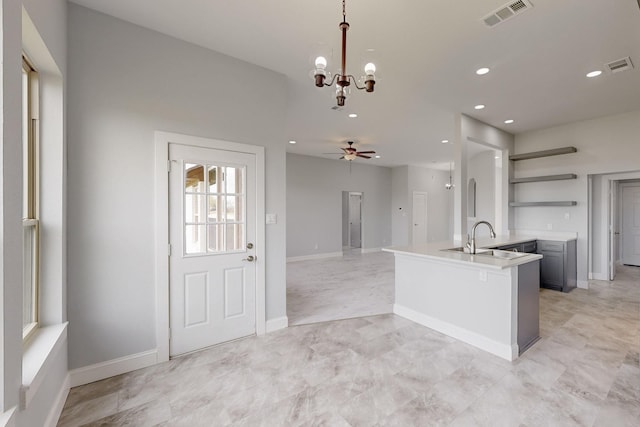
top-left (154, 131), bottom-right (266, 362)
top-left (591, 171), bottom-right (640, 281)
top-left (347, 192), bottom-right (363, 249)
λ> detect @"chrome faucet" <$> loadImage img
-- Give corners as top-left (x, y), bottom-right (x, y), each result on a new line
top-left (466, 221), bottom-right (497, 254)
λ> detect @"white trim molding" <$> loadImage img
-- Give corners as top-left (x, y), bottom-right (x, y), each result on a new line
top-left (154, 131), bottom-right (266, 361)
top-left (287, 252), bottom-right (343, 262)
top-left (21, 323), bottom-right (68, 409)
top-left (394, 304), bottom-right (518, 361)
top-left (265, 316), bottom-right (289, 333)
top-left (44, 374), bottom-right (69, 427)
top-left (0, 408), bottom-right (17, 427)
top-left (577, 280), bottom-right (589, 289)
top-left (69, 350), bottom-right (158, 388)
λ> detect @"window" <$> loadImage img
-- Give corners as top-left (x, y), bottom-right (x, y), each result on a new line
top-left (22, 55), bottom-right (39, 339)
top-left (184, 163), bottom-right (246, 255)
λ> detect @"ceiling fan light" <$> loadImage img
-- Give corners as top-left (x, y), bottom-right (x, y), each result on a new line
top-left (344, 153), bottom-right (357, 161)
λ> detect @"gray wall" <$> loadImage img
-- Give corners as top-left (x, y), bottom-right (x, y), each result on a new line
top-left (408, 166), bottom-right (454, 243)
top-left (454, 114), bottom-right (514, 239)
top-left (391, 166), bottom-right (409, 246)
top-left (286, 153), bottom-right (392, 257)
top-left (467, 150), bottom-right (496, 238)
top-left (67, 5), bottom-right (288, 369)
top-left (392, 165), bottom-right (454, 246)
top-left (514, 109), bottom-right (640, 285)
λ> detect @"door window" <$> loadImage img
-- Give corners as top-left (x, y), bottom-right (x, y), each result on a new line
top-left (183, 163), bottom-right (245, 255)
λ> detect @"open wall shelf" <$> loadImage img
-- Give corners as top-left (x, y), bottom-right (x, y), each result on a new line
top-left (510, 201), bottom-right (577, 207)
top-left (509, 146), bottom-right (577, 161)
top-left (510, 173), bottom-right (577, 184)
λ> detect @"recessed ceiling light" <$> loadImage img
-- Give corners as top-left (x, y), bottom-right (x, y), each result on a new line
top-left (441, 139), bottom-right (449, 144)
top-left (375, 155), bottom-right (381, 159)
top-left (504, 119), bottom-right (514, 124)
top-left (474, 104), bottom-right (485, 110)
top-left (476, 67), bottom-right (490, 75)
top-left (288, 140), bottom-right (297, 144)
top-left (348, 113), bottom-right (358, 118)
top-left (586, 70), bottom-right (602, 78)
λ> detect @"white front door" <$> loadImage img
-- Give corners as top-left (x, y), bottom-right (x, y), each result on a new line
top-left (622, 185), bottom-right (640, 266)
top-left (349, 193), bottom-right (362, 248)
top-left (169, 143), bottom-right (256, 356)
top-left (412, 192), bottom-right (428, 244)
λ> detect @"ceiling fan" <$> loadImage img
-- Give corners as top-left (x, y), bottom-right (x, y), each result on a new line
top-left (329, 141), bottom-right (376, 161)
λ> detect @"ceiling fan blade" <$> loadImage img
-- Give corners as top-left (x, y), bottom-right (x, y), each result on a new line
top-left (341, 147), bottom-right (350, 153)
top-left (357, 154), bottom-right (372, 159)
top-left (339, 156), bottom-right (345, 159)
top-left (323, 152), bottom-right (344, 155)
top-left (357, 151), bottom-right (376, 154)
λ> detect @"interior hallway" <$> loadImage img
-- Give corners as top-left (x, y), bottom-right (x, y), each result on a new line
top-left (57, 265), bottom-right (639, 426)
top-left (286, 250), bottom-right (395, 326)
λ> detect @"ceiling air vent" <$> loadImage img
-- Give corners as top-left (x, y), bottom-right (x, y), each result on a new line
top-left (606, 56), bottom-right (634, 74)
top-left (482, 0), bottom-right (534, 28)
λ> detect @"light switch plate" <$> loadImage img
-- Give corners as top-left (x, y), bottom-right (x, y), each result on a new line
top-left (266, 213), bottom-right (277, 224)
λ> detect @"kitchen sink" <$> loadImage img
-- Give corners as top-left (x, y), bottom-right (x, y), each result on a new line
top-left (443, 247), bottom-right (529, 260)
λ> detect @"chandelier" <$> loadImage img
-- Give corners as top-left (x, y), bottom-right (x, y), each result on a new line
top-left (445, 162), bottom-right (455, 190)
top-left (313, 0), bottom-right (377, 107)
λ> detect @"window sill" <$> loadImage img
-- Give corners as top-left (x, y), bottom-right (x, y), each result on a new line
top-left (0, 407), bottom-right (17, 427)
top-left (21, 322), bottom-right (68, 409)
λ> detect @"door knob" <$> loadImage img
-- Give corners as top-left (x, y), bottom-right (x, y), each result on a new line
top-left (242, 255), bottom-right (255, 262)
top-left (247, 243), bottom-right (254, 249)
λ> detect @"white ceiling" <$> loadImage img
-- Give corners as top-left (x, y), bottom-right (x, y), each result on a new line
top-left (69, 0), bottom-right (640, 169)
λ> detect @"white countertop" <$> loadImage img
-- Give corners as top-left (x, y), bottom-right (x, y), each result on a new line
top-left (382, 234), bottom-right (550, 270)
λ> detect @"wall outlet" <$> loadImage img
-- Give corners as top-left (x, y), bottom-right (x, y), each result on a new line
top-left (479, 271), bottom-right (488, 282)
top-left (314, 243), bottom-right (318, 250)
top-left (564, 212), bottom-right (570, 220)
top-left (547, 223), bottom-right (553, 230)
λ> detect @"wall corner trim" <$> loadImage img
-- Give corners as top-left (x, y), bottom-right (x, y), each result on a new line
top-left (69, 350), bottom-right (158, 388)
top-left (44, 374), bottom-right (70, 427)
top-left (577, 280), bottom-right (589, 289)
top-left (265, 316), bottom-right (289, 333)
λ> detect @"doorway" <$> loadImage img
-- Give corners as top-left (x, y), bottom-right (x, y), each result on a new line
top-left (154, 132), bottom-right (266, 361)
top-left (412, 192), bottom-right (428, 244)
top-left (621, 183), bottom-right (640, 267)
top-left (343, 192), bottom-right (363, 250)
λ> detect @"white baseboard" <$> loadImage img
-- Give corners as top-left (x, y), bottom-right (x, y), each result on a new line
top-left (394, 304), bottom-right (517, 361)
top-left (577, 280), bottom-right (589, 289)
top-left (286, 252), bottom-right (343, 262)
top-left (44, 374), bottom-right (69, 427)
top-left (266, 316), bottom-right (288, 333)
top-left (70, 349), bottom-right (158, 388)
top-left (591, 273), bottom-right (608, 281)
top-left (361, 247), bottom-right (382, 254)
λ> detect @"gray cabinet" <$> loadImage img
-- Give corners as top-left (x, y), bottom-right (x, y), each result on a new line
top-left (517, 260), bottom-right (540, 355)
top-left (537, 240), bottom-right (577, 292)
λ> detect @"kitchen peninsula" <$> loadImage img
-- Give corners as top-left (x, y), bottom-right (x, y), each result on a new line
top-left (383, 235), bottom-right (544, 361)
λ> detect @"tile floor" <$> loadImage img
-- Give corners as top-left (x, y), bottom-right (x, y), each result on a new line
top-left (58, 265), bottom-right (639, 426)
top-left (287, 250), bottom-right (394, 326)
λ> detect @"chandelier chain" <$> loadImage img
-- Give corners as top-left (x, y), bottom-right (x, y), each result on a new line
top-left (342, 0), bottom-right (346, 21)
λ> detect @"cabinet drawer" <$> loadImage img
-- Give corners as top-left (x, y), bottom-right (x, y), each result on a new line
top-left (538, 241), bottom-right (564, 252)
